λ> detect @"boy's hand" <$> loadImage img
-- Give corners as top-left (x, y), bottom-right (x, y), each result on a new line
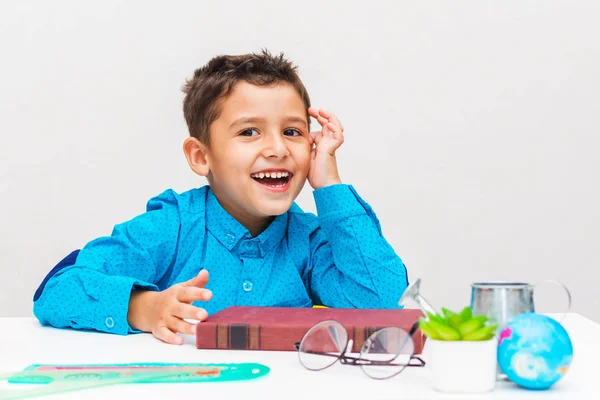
top-left (307, 107), bottom-right (344, 190)
top-left (127, 270), bottom-right (212, 345)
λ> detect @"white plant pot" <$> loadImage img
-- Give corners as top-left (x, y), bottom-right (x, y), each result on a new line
top-left (428, 338), bottom-right (497, 393)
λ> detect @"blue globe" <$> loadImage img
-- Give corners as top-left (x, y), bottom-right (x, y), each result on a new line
top-left (497, 313), bottom-right (573, 390)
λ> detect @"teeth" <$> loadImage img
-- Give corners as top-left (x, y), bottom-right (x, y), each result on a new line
top-left (251, 171), bottom-right (290, 179)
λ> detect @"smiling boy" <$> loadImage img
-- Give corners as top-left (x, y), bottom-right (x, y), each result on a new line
top-left (33, 50), bottom-right (408, 345)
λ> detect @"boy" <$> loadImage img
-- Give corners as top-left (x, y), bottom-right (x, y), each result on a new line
top-left (33, 50), bottom-right (408, 345)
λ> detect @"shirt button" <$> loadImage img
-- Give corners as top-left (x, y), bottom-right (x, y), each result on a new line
top-left (105, 317), bottom-right (115, 329)
top-left (242, 281), bottom-right (253, 292)
top-left (225, 233), bottom-right (236, 243)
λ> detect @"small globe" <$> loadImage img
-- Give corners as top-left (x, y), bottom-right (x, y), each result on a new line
top-left (497, 313), bottom-right (573, 390)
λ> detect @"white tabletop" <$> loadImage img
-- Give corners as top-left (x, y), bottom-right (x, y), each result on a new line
top-left (0, 313), bottom-right (595, 399)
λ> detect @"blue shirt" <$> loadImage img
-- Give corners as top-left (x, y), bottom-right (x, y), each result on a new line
top-left (33, 184), bottom-right (408, 335)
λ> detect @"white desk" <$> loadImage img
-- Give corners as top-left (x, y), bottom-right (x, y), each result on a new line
top-left (0, 313), bottom-right (596, 399)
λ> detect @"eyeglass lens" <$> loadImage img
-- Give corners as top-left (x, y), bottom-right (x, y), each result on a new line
top-left (360, 327), bottom-right (415, 379)
top-left (298, 320), bottom-right (348, 371)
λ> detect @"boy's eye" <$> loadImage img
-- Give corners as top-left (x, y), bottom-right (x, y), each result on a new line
top-left (283, 129), bottom-right (301, 137)
top-left (240, 128), bottom-right (259, 137)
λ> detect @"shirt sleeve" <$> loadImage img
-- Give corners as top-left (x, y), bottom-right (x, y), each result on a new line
top-left (307, 184), bottom-right (408, 309)
top-left (33, 190), bottom-right (182, 335)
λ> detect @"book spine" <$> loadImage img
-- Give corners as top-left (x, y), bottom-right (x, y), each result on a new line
top-left (197, 323), bottom-right (305, 351)
top-left (197, 323), bottom-right (425, 353)
top-left (217, 323), bottom-right (262, 350)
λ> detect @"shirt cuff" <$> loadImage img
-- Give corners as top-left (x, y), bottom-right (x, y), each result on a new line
top-left (313, 184), bottom-right (367, 223)
top-left (80, 274), bottom-right (158, 335)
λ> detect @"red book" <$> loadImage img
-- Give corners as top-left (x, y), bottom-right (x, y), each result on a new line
top-left (196, 306), bottom-right (426, 353)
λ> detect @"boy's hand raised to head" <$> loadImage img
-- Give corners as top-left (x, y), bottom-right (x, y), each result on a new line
top-left (127, 270), bottom-right (212, 345)
top-left (307, 107), bottom-right (344, 189)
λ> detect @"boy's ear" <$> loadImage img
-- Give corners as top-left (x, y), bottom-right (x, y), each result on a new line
top-left (183, 137), bottom-right (210, 176)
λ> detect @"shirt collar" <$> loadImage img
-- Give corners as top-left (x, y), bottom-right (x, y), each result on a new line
top-left (205, 187), bottom-right (288, 256)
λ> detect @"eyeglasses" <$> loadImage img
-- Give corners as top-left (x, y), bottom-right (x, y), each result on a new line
top-left (294, 320), bottom-right (425, 380)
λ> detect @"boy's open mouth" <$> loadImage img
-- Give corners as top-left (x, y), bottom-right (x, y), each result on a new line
top-left (250, 170), bottom-right (292, 188)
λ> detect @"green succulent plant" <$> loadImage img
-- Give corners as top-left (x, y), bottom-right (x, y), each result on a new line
top-left (418, 306), bottom-right (498, 341)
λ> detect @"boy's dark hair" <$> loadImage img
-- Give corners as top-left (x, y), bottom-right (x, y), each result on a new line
top-left (182, 49), bottom-right (311, 146)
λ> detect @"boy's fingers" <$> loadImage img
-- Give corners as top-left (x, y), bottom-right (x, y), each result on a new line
top-left (312, 108), bottom-right (344, 133)
top-left (310, 131), bottom-right (322, 145)
top-left (310, 108), bottom-right (328, 128)
top-left (316, 115), bottom-right (328, 127)
top-left (183, 269), bottom-right (209, 288)
top-left (178, 287), bottom-right (212, 303)
top-left (174, 302), bottom-right (209, 321)
top-left (327, 122), bottom-right (343, 139)
top-left (318, 108), bottom-right (332, 119)
top-left (323, 110), bottom-right (344, 133)
top-left (321, 120), bottom-right (331, 136)
top-left (154, 325), bottom-right (183, 345)
top-left (169, 316), bottom-right (197, 336)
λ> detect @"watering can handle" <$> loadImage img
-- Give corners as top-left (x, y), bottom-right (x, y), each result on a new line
top-left (532, 280), bottom-right (572, 323)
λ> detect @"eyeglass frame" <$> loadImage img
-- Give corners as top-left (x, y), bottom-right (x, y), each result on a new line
top-left (294, 320), bottom-right (426, 379)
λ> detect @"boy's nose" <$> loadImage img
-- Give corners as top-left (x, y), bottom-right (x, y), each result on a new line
top-left (262, 134), bottom-right (290, 158)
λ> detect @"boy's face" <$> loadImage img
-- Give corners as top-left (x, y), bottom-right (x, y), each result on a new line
top-left (204, 81), bottom-right (311, 226)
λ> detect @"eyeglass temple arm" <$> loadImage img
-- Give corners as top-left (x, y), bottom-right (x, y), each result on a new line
top-left (410, 355), bottom-right (426, 367)
top-left (408, 321), bottom-right (420, 336)
top-left (293, 341), bottom-right (354, 359)
top-left (293, 344), bottom-right (348, 360)
top-left (295, 322), bottom-right (421, 351)
top-left (341, 354), bottom-right (426, 367)
top-left (294, 344), bottom-right (426, 368)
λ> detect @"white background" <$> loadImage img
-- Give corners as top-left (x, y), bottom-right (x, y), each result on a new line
top-left (1, 1), bottom-right (598, 321)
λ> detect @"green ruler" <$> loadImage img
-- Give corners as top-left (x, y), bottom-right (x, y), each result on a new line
top-left (1, 363), bottom-right (270, 399)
